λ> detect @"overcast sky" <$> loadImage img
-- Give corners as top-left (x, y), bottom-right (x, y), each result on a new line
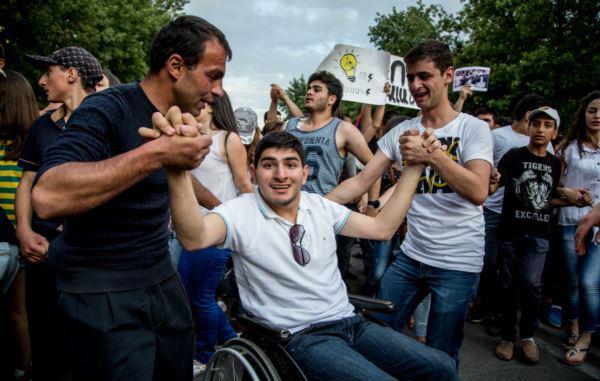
top-left (184, 0), bottom-right (463, 125)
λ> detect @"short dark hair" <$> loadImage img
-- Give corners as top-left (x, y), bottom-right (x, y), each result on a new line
top-left (514, 94), bottom-right (547, 121)
top-left (474, 106), bottom-right (498, 120)
top-left (0, 43), bottom-right (5, 60)
top-left (263, 110), bottom-right (281, 123)
top-left (262, 120), bottom-right (285, 135)
top-left (404, 40), bottom-right (453, 74)
top-left (149, 15), bottom-right (232, 74)
top-left (253, 131), bottom-right (305, 168)
top-left (308, 71), bottom-right (343, 114)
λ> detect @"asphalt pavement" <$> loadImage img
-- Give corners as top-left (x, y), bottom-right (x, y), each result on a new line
top-left (344, 247), bottom-right (600, 381)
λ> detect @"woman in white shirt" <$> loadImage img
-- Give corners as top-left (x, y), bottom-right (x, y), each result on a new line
top-left (177, 92), bottom-right (253, 368)
top-left (557, 91), bottom-right (600, 366)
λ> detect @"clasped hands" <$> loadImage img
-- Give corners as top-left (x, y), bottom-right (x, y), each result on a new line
top-left (399, 128), bottom-right (446, 166)
top-left (138, 106), bottom-right (212, 171)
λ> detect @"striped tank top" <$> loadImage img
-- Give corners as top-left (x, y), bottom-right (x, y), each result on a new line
top-left (286, 117), bottom-right (344, 196)
top-left (0, 140), bottom-right (23, 227)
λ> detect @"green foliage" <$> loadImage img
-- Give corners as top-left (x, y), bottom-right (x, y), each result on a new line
top-left (368, 0), bottom-right (463, 56)
top-left (0, 0), bottom-right (187, 99)
top-left (456, 0), bottom-right (600, 129)
top-left (368, 0), bottom-right (600, 130)
top-left (281, 75), bottom-right (307, 119)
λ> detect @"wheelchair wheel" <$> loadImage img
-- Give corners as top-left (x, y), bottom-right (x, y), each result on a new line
top-left (204, 338), bottom-right (281, 381)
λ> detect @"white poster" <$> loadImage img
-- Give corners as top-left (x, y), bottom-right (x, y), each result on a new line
top-left (316, 44), bottom-right (390, 105)
top-left (453, 66), bottom-right (490, 92)
top-left (386, 55), bottom-right (419, 110)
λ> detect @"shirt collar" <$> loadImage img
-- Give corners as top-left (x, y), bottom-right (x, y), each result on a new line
top-left (255, 188), bottom-right (310, 223)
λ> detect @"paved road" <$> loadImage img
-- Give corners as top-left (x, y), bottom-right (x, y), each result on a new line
top-left (345, 248), bottom-right (600, 381)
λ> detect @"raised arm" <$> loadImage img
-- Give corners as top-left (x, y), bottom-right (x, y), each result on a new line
top-left (326, 150), bottom-right (392, 205)
top-left (168, 170), bottom-right (227, 250)
top-left (271, 84), bottom-right (303, 118)
top-left (340, 164), bottom-right (422, 240)
top-left (453, 85), bottom-right (472, 112)
top-left (32, 109), bottom-right (211, 219)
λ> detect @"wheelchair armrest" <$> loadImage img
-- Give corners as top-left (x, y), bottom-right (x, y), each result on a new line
top-left (237, 314), bottom-right (293, 342)
top-left (348, 294), bottom-right (395, 314)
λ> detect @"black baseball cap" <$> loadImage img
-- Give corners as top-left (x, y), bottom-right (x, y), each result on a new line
top-left (26, 46), bottom-right (103, 88)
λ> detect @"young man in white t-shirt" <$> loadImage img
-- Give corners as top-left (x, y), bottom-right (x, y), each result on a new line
top-left (327, 40), bottom-right (493, 364)
top-left (166, 130), bottom-right (457, 381)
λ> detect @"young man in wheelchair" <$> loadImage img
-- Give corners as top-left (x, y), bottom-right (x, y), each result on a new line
top-left (165, 128), bottom-right (458, 381)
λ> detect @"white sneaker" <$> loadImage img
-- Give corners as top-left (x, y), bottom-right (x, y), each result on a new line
top-left (193, 359), bottom-right (206, 378)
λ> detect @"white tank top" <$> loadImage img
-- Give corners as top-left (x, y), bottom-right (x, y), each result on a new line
top-left (192, 130), bottom-right (238, 214)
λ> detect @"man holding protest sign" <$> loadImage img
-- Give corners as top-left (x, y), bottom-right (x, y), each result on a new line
top-left (327, 40), bottom-right (493, 365)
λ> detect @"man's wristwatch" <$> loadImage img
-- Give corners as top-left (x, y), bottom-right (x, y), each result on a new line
top-left (367, 200), bottom-right (380, 209)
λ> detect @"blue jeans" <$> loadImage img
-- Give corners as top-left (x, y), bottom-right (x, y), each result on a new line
top-left (497, 234), bottom-right (549, 341)
top-left (360, 238), bottom-right (396, 295)
top-left (376, 251), bottom-right (479, 364)
top-left (285, 314), bottom-right (457, 381)
top-left (414, 294), bottom-right (432, 337)
top-left (560, 225), bottom-right (600, 332)
top-left (178, 247), bottom-right (237, 363)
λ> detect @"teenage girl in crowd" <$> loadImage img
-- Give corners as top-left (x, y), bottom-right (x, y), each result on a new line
top-left (557, 91), bottom-right (600, 366)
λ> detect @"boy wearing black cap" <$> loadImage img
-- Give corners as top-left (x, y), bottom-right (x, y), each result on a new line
top-left (490, 107), bottom-right (588, 363)
top-left (15, 45), bottom-right (103, 381)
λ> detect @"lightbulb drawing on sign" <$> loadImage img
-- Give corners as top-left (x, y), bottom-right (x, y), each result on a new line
top-left (339, 50), bottom-right (358, 82)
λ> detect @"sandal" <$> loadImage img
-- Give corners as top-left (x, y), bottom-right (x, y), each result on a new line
top-left (561, 333), bottom-right (579, 350)
top-left (563, 346), bottom-right (589, 366)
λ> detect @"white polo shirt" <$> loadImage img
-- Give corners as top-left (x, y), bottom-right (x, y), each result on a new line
top-left (211, 191), bottom-right (355, 332)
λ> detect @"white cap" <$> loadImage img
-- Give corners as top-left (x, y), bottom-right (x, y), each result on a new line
top-left (529, 106), bottom-right (560, 129)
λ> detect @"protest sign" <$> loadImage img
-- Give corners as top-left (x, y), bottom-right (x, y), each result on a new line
top-left (453, 66), bottom-right (490, 92)
top-left (316, 44), bottom-right (390, 105)
top-left (386, 55), bottom-right (419, 110)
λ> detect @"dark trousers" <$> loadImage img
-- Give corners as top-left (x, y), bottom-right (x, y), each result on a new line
top-left (476, 208), bottom-right (501, 313)
top-left (59, 274), bottom-right (194, 381)
top-left (497, 234), bottom-right (549, 342)
top-left (26, 261), bottom-right (68, 381)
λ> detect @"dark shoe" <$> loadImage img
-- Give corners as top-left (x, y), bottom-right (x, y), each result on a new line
top-left (495, 340), bottom-right (514, 360)
top-left (485, 315), bottom-right (501, 337)
top-left (521, 339), bottom-right (540, 364)
top-left (468, 303), bottom-right (490, 323)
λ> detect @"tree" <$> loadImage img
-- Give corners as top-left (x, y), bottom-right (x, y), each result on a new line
top-left (456, 0), bottom-right (600, 127)
top-left (0, 0), bottom-right (187, 97)
top-left (282, 75), bottom-right (307, 120)
top-left (368, 0), bottom-right (463, 56)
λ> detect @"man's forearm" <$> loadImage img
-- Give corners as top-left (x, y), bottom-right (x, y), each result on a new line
top-left (429, 151), bottom-right (489, 205)
top-left (192, 176), bottom-right (221, 209)
top-left (327, 174), bottom-right (371, 205)
top-left (15, 172), bottom-right (35, 232)
top-left (374, 165), bottom-right (421, 239)
top-left (168, 171), bottom-right (208, 249)
top-left (283, 96), bottom-right (303, 118)
top-left (266, 101), bottom-right (279, 123)
top-left (32, 142), bottom-right (163, 219)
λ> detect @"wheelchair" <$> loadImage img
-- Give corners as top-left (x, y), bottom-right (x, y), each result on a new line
top-left (202, 294), bottom-right (395, 381)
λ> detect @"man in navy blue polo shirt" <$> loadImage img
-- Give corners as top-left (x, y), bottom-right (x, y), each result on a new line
top-left (16, 45), bottom-right (103, 381)
top-left (29, 16), bottom-right (230, 381)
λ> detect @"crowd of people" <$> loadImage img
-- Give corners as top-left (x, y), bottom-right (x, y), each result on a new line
top-left (0, 14), bottom-right (599, 381)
